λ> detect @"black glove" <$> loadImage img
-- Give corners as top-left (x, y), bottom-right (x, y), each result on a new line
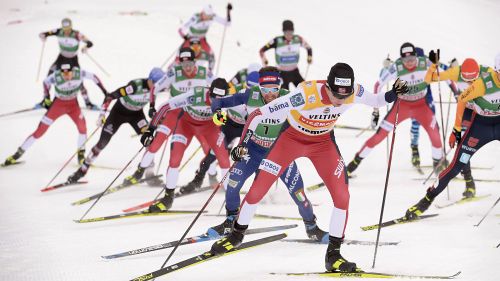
top-left (85, 101), bottom-right (99, 110)
top-left (428, 49), bottom-right (440, 64)
top-left (140, 127), bottom-right (156, 147)
top-left (392, 78), bottom-right (409, 96)
top-left (371, 109), bottom-right (379, 129)
top-left (230, 145), bottom-right (248, 162)
top-left (86, 41), bottom-right (93, 48)
top-left (227, 3), bottom-right (233, 22)
top-left (183, 35), bottom-right (189, 41)
top-left (148, 106), bottom-right (156, 118)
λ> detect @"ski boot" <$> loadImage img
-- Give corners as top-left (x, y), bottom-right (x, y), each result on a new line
top-left (208, 172), bottom-right (219, 187)
top-left (210, 221), bottom-right (248, 255)
top-left (67, 163), bottom-right (88, 183)
top-left (206, 209), bottom-right (238, 238)
top-left (432, 158), bottom-right (448, 175)
top-left (3, 148), bottom-right (25, 166)
top-left (148, 188), bottom-right (175, 212)
top-left (325, 236), bottom-right (358, 272)
top-left (144, 165), bottom-right (164, 186)
top-left (179, 170), bottom-right (205, 194)
top-left (405, 190), bottom-right (435, 220)
top-left (461, 169), bottom-right (476, 198)
top-left (77, 149), bottom-right (85, 165)
top-left (346, 154), bottom-right (362, 177)
top-left (411, 145), bottom-right (420, 168)
top-left (304, 216), bottom-right (328, 243)
top-left (123, 166), bottom-right (145, 186)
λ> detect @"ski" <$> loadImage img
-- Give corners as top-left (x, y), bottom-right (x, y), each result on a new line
top-left (40, 181), bottom-right (88, 192)
top-left (129, 233), bottom-right (287, 281)
top-left (0, 161), bottom-right (25, 168)
top-left (306, 182), bottom-right (325, 192)
top-left (74, 210), bottom-right (204, 223)
top-left (282, 239), bottom-right (399, 246)
top-left (102, 224), bottom-right (297, 259)
top-left (335, 124), bottom-right (376, 131)
top-left (70, 175), bottom-right (162, 206)
top-left (272, 270), bottom-right (461, 279)
top-left (414, 165), bottom-right (425, 175)
top-left (72, 163), bottom-right (123, 171)
top-left (122, 185), bottom-right (212, 212)
top-left (421, 164), bottom-right (493, 170)
top-left (361, 214), bottom-right (439, 231)
top-left (412, 177), bottom-right (500, 183)
top-left (436, 194), bottom-right (492, 209)
top-left (255, 213), bottom-right (302, 220)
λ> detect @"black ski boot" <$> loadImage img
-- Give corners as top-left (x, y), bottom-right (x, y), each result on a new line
top-left (179, 169), bottom-right (205, 194)
top-left (148, 188), bottom-right (175, 212)
top-left (325, 236), bottom-right (358, 272)
top-left (304, 216), bottom-right (328, 243)
top-left (144, 164), bottom-right (164, 186)
top-left (77, 149), bottom-right (85, 165)
top-left (346, 154), bottom-right (363, 177)
top-left (461, 168), bottom-right (476, 198)
top-left (210, 221), bottom-right (248, 255)
top-left (411, 145), bottom-right (420, 168)
top-left (405, 189), bottom-right (435, 219)
top-left (67, 162), bottom-right (89, 183)
top-left (206, 209), bottom-right (238, 237)
top-left (3, 147), bottom-right (25, 166)
top-left (123, 166), bottom-right (145, 185)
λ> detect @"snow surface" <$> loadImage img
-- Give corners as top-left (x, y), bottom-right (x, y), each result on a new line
top-left (0, 0), bottom-right (499, 280)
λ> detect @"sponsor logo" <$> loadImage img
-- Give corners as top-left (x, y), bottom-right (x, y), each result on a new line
top-left (125, 85), bottom-right (134, 94)
top-left (259, 159), bottom-right (281, 176)
top-left (397, 64), bottom-right (403, 71)
top-left (333, 158), bottom-right (345, 179)
top-left (467, 137), bottom-right (479, 148)
top-left (459, 152), bottom-right (471, 164)
top-left (323, 107), bottom-right (330, 114)
top-left (461, 145), bottom-right (477, 153)
top-left (297, 125), bottom-right (329, 135)
top-left (104, 124), bottom-right (114, 134)
top-left (356, 85), bottom-right (364, 97)
top-left (137, 119), bottom-right (148, 129)
top-left (294, 188), bottom-right (306, 202)
top-left (284, 163), bottom-right (300, 191)
top-left (231, 168), bottom-right (243, 176)
top-left (486, 81), bottom-right (493, 89)
top-left (290, 93), bottom-right (305, 107)
top-left (334, 77), bottom-right (351, 86)
top-left (227, 179), bottom-right (239, 188)
top-left (216, 131), bottom-right (224, 146)
top-left (269, 102), bottom-right (289, 113)
top-left (171, 134), bottom-right (188, 145)
top-left (252, 91), bottom-right (259, 99)
top-left (308, 95), bottom-right (316, 103)
top-left (402, 46), bottom-right (414, 54)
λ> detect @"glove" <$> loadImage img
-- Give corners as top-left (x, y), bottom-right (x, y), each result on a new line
top-left (307, 55), bottom-right (312, 64)
top-left (39, 33), bottom-right (46, 41)
top-left (230, 145), bottom-right (248, 162)
top-left (212, 110), bottom-right (227, 126)
top-left (428, 49), bottom-right (440, 64)
top-left (392, 78), bottom-right (409, 96)
top-left (41, 97), bottom-right (52, 109)
top-left (148, 106), bottom-right (156, 118)
top-left (449, 128), bottom-right (461, 149)
top-left (96, 111), bottom-right (106, 126)
top-left (382, 56), bottom-right (392, 68)
top-left (183, 34), bottom-right (189, 41)
top-left (371, 109), bottom-right (380, 129)
top-left (227, 3), bottom-right (233, 11)
top-left (449, 58), bottom-right (459, 68)
top-left (85, 101), bottom-right (99, 110)
top-left (262, 57), bottom-right (268, 66)
top-left (81, 47), bottom-right (88, 54)
top-left (140, 127), bottom-right (156, 147)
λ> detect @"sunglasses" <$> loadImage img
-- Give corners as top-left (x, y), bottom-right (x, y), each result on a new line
top-left (260, 86), bottom-right (279, 94)
top-left (181, 60), bottom-right (195, 68)
top-left (402, 55), bottom-right (417, 63)
top-left (326, 84), bottom-right (353, 100)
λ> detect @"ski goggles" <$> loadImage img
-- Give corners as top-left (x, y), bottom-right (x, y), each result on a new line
top-left (180, 60), bottom-right (195, 68)
top-left (325, 84), bottom-right (353, 100)
top-left (402, 55), bottom-right (417, 64)
top-left (260, 86), bottom-right (279, 95)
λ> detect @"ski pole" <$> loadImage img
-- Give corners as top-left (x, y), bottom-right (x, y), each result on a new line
top-left (435, 57), bottom-right (450, 200)
top-left (474, 196), bottom-right (500, 227)
top-left (217, 198), bottom-right (226, 216)
top-left (0, 104), bottom-right (42, 118)
top-left (85, 52), bottom-right (110, 77)
top-left (215, 25), bottom-right (228, 76)
top-left (355, 125), bottom-right (372, 138)
top-left (36, 41), bottom-right (46, 82)
top-left (443, 90), bottom-right (453, 138)
top-left (43, 126), bottom-right (101, 190)
top-left (159, 162), bottom-right (236, 269)
top-left (372, 99), bottom-right (400, 268)
top-left (155, 142), bottom-right (168, 176)
top-left (77, 146), bottom-right (145, 221)
top-left (304, 63), bottom-right (310, 80)
top-left (160, 47), bottom-right (178, 70)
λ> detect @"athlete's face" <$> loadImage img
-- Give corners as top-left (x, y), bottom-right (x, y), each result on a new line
top-left (284, 30), bottom-right (294, 41)
top-left (325, 84), bottom-right (352, 107)
top-left (62, 70), bottom-right (73, 81)
top-left (181, 60), bottom-right (196, 75)
top-left (200, 12), bottom-right (212, 21)
top-left (260, 84), bottom-right (280, 103)
top-left (402, 56), bottom-right (417, 70)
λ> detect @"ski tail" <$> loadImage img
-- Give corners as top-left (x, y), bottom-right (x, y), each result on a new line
top-left (40, 181), bottom-right (88, 192)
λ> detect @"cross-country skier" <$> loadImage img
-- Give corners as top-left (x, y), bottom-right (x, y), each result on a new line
top-left (405, 53), bottom-right (500, 218)
top-left (178, 4), bottom-right (232, 57)
top-left (347, 42), bottom-right (446, 176)
top-left (145, 78), bottom-right (231, 212)
top-left (206, 66), bottom-right (329, 242)
top-left (66, 69), bottom-right (164, 183)
top-left (179, 68), bottom-right (261, 193)
top-left (209, 63), bottom-right (408, 272)
top-left (227, 63), bottom-right (261, 94)
top-left (3, 64), bottom-right (107, 166)
top-left (39, 18), bottom-right (98, 110)
top-left (123, 48), bottom-right (213, 185)
top-left (259, 20), bottom-right (312, 89)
